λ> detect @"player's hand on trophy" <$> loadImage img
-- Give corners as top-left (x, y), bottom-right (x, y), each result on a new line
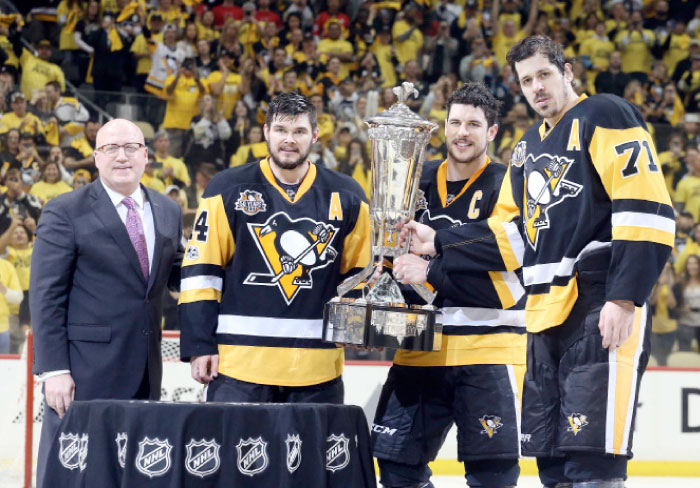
top-left (398, 220), bottom-right (437, 256)
top-left (45, 373), bottom-right (75, 418)
top-left (393, 254), bottom-right (429, 284)
top-left (280, 255), bottom-right (296, 274)
top-left (190, 354), bottom-right (219, 384)
top-left (598, 300), bottom-right (636, 350)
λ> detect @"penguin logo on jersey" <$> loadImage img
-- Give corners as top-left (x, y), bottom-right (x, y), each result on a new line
top-left (511, 141), bottom-right (527, 167)
top-left (523, 153), bottom-right (582, 249)
top-left (479, 415), bottom-right (503, 438)
top-left (420, 210), bottom-right (463, 229)
top-left (245, 212), bottom-right (339, 304)
top-left (567, 413), bottom-right (588, 435)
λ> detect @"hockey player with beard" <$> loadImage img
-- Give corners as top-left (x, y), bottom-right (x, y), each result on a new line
top-left (179, 91), bottom-right (370, 404)
top-left (372, 83), bottom-right (526, 488)
top-left (396, 36), bottom-right (674, 488)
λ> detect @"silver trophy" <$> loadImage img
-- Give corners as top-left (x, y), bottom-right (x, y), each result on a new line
top-left (322, 82), bottom-right (442, 351)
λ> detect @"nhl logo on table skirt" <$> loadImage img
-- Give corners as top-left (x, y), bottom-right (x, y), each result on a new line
top-left (135, 437), bottom-right (173, 478)
top-left (236, 437), bottom-right (268, 476)
top-left (115, 432), bottom-right (128, 468)
top-left (185, 438), bottom-right (221, 478)
top-left (285, 434), bottom-right (302, 474)
top-left (58, 432), bottom-right (88, 471)
top-left (325, 433), bottom-right (350, 472)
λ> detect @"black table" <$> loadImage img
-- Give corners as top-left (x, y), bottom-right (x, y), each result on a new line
top-left (45, 400), bottom-right (377, 487)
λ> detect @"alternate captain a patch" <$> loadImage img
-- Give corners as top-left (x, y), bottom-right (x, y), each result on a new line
top-left (523, 153), bottom-right (582, 250)
top-left (244, 212), bottom-right (339, 304)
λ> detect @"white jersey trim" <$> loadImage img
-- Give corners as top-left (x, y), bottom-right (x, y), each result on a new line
top-left (522, 241), bottom-right (611, 286)
top-left (217, 315), bottom-right (323, 339)
top-left (611, 211), bottom-right (675, 234)
top-left (180, 275), bottom-right (223, 292)
top-left (503, 221), bottom-right (525, 267)
top-left (441, 307), bottom-right (526, 328)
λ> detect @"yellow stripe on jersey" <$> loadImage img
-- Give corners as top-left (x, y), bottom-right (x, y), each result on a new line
top-left (260, 156), bottom-right (317, 204)
top-left (341, 201), bottom-right (371, 274)
top-left (179, 288), bottom-right (222, 303)
top-left (436, 157), bottom-right (491, 208)
top-left (393, 333), bottom-right (526, 366)
top-left (217, 344), bottom-right (344, 386)
top-left (179, 194), bottom-right (235, 305)
top-left (485, 167), bottom-right (523, 272)
top-left (612, 226), bottom-right (675, 247)
top-left (607, 304), bottom-right (646, 455)
top-left (489, 270), bottom-right (517, 309)
top-left (588, 126), bottom-right (672, 206)
top-left (525, 277), bottom-right (578, 332)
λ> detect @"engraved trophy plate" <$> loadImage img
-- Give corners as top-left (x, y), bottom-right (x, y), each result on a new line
top-left (322, 83), bottom-right (442, 351)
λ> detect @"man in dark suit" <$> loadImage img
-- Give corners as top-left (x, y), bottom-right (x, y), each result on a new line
top-left (30, 118), bottom-right (183, 487)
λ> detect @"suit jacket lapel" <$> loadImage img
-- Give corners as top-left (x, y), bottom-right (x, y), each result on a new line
top-left (89, 181), bottom-right (148, 285)
top-left (144, 187), bottom-right (164, 294)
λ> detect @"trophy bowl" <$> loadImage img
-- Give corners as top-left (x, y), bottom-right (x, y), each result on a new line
top-left (322, 82), bottom-right (442, 351)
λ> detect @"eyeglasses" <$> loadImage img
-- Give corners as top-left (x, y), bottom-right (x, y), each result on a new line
top-left (97, 143), bottom-right (145, 157)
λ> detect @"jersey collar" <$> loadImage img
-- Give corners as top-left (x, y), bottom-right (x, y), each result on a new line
top-left (260, 156), bottom-right (317, 204)
top-left (538, 94), bottom-right (587, 140)
top-left (436, 156), bottom-right (491, 208)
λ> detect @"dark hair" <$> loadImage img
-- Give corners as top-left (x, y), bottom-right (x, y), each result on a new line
top-left (45, 80), bottom-right (62, 92)
top-left (266, 91), bottom-right (317, 131)
top-left (506, 35), bottom-right (567, 83)
top-left (446, 82), bottom-right (503, 127)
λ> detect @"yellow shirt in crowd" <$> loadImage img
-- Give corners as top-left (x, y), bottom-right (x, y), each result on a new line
top-left (154, 154), bottom-right (191, 187)
top-left (6, 246), bottom-right (32, 291)
top-left (29, 180), bottom-right (72, 204)
top-left (392, 20), bottom-right (423, 66)
top-left (675, 175), bottom-right (700, 222)
top-left (0, 258), bottom-right (21, 333)
top-left (19, 49), bottom-right (65, 99)
top-left (205, 71), bottom-right (242, 119)
top-left (162, 75), bottom-right (205, 130)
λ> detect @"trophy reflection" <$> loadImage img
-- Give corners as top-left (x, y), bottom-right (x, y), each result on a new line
top-left (322, 82), bottom-right (442, 351)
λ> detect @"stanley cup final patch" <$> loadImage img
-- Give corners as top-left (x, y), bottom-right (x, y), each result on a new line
top-left (58, 432), bottom-right (88, 471)
top-left (236, 437), bottom-right (268, 476)
top-left (135, 437), bottom-right (173, 478)
top-left (115, 432), bottom-right (128, 468)
top-left (325, 433), bottom-right (350, 472)
top-left (285, 434), bottom-right (302, 474)
top-left (185, 438), bottom-right (221, 478)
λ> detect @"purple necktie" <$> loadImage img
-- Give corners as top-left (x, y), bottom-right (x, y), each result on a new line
top-left (122, 197), bottom-right (149, 281)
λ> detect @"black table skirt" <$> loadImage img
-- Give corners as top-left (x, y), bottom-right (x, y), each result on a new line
top-left (46, 400), bottom-right (377, 487)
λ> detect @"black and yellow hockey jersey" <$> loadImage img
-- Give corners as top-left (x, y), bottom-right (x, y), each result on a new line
top-left (432, 94), bottom-right (674, 333)
top-left (179, 157), bottom-right (370, 386)
top-left (395, 157), bottom-right (526, 367)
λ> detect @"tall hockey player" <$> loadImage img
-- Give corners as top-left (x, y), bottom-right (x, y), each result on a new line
top-left (179, 92), bottom-right (370, 403)
top-left (372, 83), bottom-right (526, 488)
top-left (396, 36), bottom-right (674, 488)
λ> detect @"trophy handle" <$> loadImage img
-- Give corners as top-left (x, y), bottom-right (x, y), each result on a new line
top-left (409, 283), bottom-right (436, 305)
top-left (337, 262), bottom-right (376, 297)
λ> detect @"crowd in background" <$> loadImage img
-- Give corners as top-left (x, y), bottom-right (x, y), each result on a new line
top-left (0, 0), bottom-right (698, 364)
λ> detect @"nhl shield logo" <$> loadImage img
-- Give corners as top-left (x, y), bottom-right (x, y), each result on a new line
top-left (115, 432), bottom-right (128, 468)
top-left (285, 434), bottom-right (302, 474)
top-left (185, 438), bottom-right (221, 478)
top-left (236, 437), bottom-right (268, 476)
top-left (325, 433), bottom-right (350, 472)
top-left (135, 437), bottom-right (173, 478)
top-left (58, 433), bottom-right (83, 470)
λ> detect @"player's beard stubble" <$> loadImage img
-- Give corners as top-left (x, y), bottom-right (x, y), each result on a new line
top-left (447, 137), bottom-right (488, 167)
top-left (267, 141), bottom-right (312, 171)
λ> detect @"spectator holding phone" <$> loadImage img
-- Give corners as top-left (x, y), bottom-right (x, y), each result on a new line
top-left (0, 168), bottom-right (41, 235)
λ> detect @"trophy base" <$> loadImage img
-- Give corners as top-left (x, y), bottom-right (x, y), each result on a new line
top-left (322, 299), bottom-right (442, 351)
